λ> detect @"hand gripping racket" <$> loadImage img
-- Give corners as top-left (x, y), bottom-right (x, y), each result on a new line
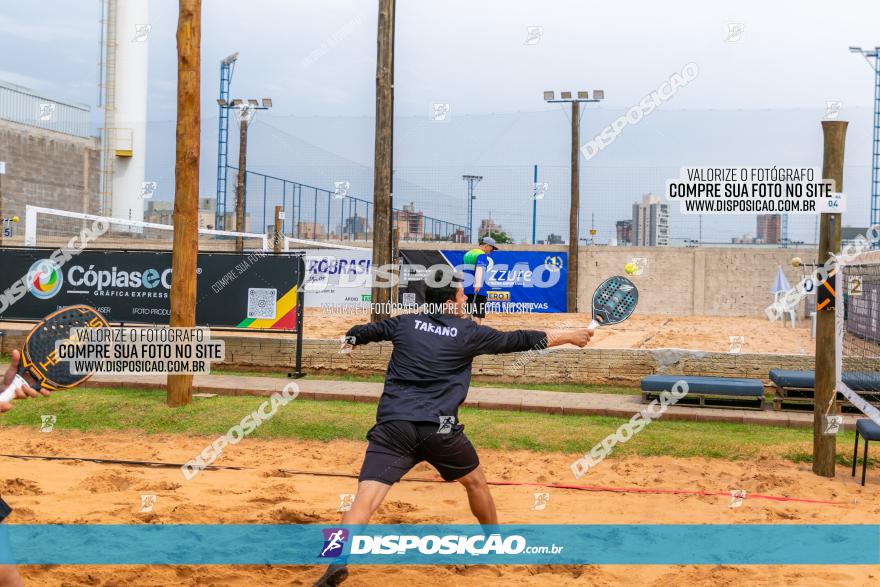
top-left (0, 305), bottom-right (109, 403)
top-left (587, 276), bottom-right (639, 333)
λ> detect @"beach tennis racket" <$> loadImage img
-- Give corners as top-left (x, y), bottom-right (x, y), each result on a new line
top-left (587, 276), bottom-right (638, 332)
top-left (0, 305), bottom-right (109, 403)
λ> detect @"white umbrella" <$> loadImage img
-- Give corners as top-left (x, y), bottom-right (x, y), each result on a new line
top-left (771, 265), bottom-right (791, 294)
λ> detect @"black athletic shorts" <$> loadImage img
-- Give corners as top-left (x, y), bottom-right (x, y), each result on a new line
top-left (466, 293), bottom-right (488, 319)
top-left (359, 420), bottom-right (480, 485)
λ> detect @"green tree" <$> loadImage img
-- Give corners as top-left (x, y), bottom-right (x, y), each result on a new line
top-left (485, 229), bottom-right (514, 244)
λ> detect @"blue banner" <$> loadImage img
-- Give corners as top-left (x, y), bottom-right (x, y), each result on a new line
top-left (442, 250), bottom-right (566, 313)
top-left (2, 524), bottom-right (878, 565)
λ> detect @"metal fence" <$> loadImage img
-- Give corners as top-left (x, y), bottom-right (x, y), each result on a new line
top-left (227, 166), bottom-right (469, 242)
top-left (0, 80), bottom-right (91, 138)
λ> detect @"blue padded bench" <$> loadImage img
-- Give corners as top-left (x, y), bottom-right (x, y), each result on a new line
top-left (852, 419), bottom-right (880, 486)
top-left (641, 375), bottom-right (765, 410)
top-left (769, 370), bottom-right (880, 413)
top-left (770, 370), bottom-right (880, 396)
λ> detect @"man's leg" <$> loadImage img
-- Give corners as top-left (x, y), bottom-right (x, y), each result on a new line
top-left (456, 465), bottom-right (497, 524)
top-left (341, 480), bottom-right (393, 525)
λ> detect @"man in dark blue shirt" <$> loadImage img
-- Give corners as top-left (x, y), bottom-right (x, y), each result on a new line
top-left (314, 270), bottom-right (592, 586)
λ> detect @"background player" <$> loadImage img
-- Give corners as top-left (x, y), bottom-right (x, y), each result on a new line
top-left (462, 236), bottom-right (497, 324)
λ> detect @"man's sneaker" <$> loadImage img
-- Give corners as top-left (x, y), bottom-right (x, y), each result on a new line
top-left (313, 563), bottom-right (348, 586)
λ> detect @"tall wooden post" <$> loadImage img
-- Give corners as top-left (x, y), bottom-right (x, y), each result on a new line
top-left (235, 114), bottom-right (248, 252)
top-left (273, 205), bottom-right (282, 254)
top-left (813, 120), bottom-right (847, 476)
top-left (568, 101), bottom-right (580, 313)
top-left (167, 0), bottom-right (201, 407)
top-left (370, 0), bottom-right (395, 322)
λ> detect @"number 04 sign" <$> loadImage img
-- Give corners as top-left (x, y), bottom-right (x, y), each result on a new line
top-left (817, 192), bottom-right (846, 213)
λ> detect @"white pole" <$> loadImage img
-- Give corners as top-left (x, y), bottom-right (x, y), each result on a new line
top-left (111, 0), bottom-right (149, 228)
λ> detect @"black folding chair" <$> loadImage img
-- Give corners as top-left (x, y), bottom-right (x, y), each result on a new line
top-left (852, 419), bottom-right (880, 486)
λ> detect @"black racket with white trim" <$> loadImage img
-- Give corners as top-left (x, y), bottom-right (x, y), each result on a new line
top-left (0, 305), bottom-right (109, 403)
top-left (587, 276), bottom-right (639, 332)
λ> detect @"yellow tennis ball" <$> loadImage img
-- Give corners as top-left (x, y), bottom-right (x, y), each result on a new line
top-left (11, 216), bottom-right (20, 223)
top-left (624, 262), bottom-right (637, 275)
top-left (791, 257), bottom-right (802, 268)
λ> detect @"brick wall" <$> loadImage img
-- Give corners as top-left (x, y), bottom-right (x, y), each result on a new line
top-left (0, 119), bottom-right (100, 231)
top-left (0, 329), bottom-right (813, 389)
top-left (199, 334), bottom-right (816, 389)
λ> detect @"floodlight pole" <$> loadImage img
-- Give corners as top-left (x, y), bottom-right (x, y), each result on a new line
top-left (234, 112), bottom-right (248, 252)
top-left (544, 91), bottom-right (602, 313)
top-left (849, 47), bottom-right (880, 233)
top-left (813, 120), bottom-right (847, 478)
top-left (215, 52), bottom-right (238, 230)
top-left (462, 175), bottom-right (483, 242)
top-left (228, 100), bottom-right (271, 252)
top-left (569, 101), bottom-right (580, 312)
top-left (532, 164), bottom-right (538, 245)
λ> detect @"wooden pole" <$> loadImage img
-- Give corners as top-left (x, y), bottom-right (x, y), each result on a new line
top-left (167, 0), bottom-right (201, 408)
top-left (813, 120), bottom-right (847, 476)
top-left (370, 0), bottom-right (395, 322)
top-left (273, 205), bottom-right (282, 254)
top-left (568, 101), bottom-right (580, 313)
top-left (235, 113), bottom-right (248, 253)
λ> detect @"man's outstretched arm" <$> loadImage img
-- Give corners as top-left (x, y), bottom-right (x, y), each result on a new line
top-left (468, 325), bottom-right (591, 356)
top-left (345, 316), bottom-right (400, 346)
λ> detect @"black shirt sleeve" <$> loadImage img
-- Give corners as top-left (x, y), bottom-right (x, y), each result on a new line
top-left (346, 317), bottom-right (399, 345)
top-left (467, 324), bottom-right (547, 356)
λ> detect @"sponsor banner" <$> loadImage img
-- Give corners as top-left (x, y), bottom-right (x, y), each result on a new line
top-left (2, 524), bottom-right (878, 565)
top-left (399, 250), bottom-right (566, 313)
top-left (0, 248), bottom-right (304, 329)
top-left (303, 248), bottom-right (372, 308)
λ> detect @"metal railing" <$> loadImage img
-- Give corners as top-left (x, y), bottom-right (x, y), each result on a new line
top-left (0, 81), bottom-right (91, 138)
top-left (227, 166), bottom-right (469, 243)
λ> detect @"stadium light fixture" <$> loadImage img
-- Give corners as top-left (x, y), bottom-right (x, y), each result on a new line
top-left (222, 51), bottom-right (239, 65)
top-left (540, 86), bottom-right (607, 312)
top-left (849, 46), bottom-right (863, 53)
top-left (262, 98), bottom-right (273, 108)
top-left (248, 99), bottom-right (259, 107)
top-left (231, 99), bottom-right (243, 106)
top-left (217, 98), bottom-right (228, 107)
top-left (543, 90), bottom-right (603, 104)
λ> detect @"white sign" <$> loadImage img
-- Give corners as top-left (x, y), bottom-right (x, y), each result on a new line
top-left (0, 161), bottom-right (5, 174)
top-left (303, 248), bottom-right (373, 308)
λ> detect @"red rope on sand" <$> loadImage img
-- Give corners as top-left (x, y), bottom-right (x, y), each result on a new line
top-left (0, 455), bottom-right (845, 506)
top-left (272, 469), bottom-right (848, 506)
top-left (479, 479), bottom-right (848, 505)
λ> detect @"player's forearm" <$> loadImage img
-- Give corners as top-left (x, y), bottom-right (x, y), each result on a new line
top-left (544, 330), bottom-right (587, 348)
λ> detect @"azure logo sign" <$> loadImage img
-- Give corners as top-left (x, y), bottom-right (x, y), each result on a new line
top-left (543, 256), bottom-right (563, 272)
top-left (27, 260), bottom-right (63, 299)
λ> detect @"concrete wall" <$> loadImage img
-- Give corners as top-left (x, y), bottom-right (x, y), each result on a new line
top-left (0, 329), bottom-right (812, 389)
top-left (578, 246), bottom-right (814, 317)
top-left (0, 119), bottom-right (100, 232)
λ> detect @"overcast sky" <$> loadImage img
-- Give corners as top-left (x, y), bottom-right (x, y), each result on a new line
top-left (2, 0), bottom-right (879, 118)
top-left (1, 1), bottom-right (879, 242)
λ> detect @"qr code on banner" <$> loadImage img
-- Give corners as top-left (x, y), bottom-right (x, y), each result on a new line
top-left (247, 288), bottom-right (277, 319)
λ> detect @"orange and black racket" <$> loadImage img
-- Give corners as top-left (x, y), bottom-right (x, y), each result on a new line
top-left (0, 305), bottom-right (109, 403)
